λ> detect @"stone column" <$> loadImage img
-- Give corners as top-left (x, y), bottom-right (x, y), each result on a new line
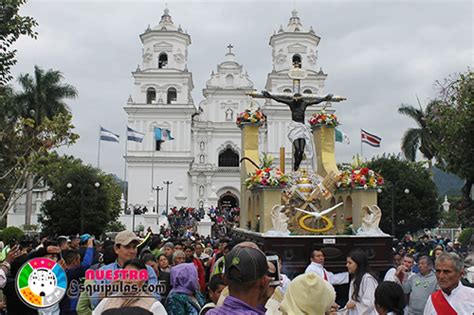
top-left (239, 123), bottom-right (261, 229)
top-left (313, 125), bottom-right (339, 178)
top-left (250, 186), bottom-right (283, 233)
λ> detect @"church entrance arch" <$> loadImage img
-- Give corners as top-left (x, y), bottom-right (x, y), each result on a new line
top-left (218, 191), bottom-right (239, 210)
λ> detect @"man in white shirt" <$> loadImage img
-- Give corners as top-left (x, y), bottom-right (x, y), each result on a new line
top-left (423, 252), bottom-right (474, 314)
top-left (304, 250), bottom-right (348, 285)
top-left (384, 253), bottom-right (415, 285)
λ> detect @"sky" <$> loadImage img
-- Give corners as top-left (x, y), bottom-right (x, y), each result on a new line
top-left (11, 0), bottom-right (472, 179)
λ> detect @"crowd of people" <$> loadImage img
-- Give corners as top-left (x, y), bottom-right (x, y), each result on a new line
top-left (158, 206), bottom-right (240, 240)
top-left (0, 227), bottom-right (471, 314)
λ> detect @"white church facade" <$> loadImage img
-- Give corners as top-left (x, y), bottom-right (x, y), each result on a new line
top-left (124, 8), bottom-right (330, 212)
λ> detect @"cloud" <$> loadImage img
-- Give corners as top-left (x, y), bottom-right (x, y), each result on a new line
top-left (11, 0), bottom-right (472, 177)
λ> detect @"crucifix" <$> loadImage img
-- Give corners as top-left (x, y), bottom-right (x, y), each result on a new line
top-left (247, 64), bottom-right (346, 172)
top-left (227, 44), bottom-right (234, 54)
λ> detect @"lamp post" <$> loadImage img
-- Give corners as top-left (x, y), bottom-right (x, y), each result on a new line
top-left (378, 180), bottom-right (409, 237)
top-left (66, 181), bottom-right (100, 234)
top-left (163, 180), bottom-right (173, 215)
top-left (153, 186), bottom-right (163, 225)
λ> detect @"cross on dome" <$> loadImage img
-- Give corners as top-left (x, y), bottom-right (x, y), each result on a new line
top-left (227, 44), bottom-right (234, 54)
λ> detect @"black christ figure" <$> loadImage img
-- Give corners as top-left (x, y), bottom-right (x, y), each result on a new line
top-left (262, 90), bottom-right (334, 171)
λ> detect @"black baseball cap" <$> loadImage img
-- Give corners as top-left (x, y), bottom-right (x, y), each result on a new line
top-left (225, 246), bottom-right (268, 283)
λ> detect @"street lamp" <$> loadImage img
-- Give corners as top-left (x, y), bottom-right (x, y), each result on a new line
top-left (152, 186), bottom-right (164, 213)
top-left (378, 180), bottom-right (410, 237)
top-left (152, 186), bottom-right (163, 225)
top-left (66, 180), bottom-right (100, 234)
top-left (163, 181), bottom-right (173, 215)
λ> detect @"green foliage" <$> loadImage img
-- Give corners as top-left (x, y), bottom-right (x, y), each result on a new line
top-left (439, 205), bottom-right (460, 228)
top-left (428, 70), bottom-right (474, 222)
top-left (105, 220), bottom-right (126, 233)
top-left (0, 226), bottom-right (24, 244)
top-left (458, 228), bottom-right (473, 246)
top-left (367, 155), bottom-right (439, 238)
top-left (0, 66), bottom-right (78, 219)
top-left (429, 70), bottom-right (473, 186)
top-left (398, 100), bottom-right (437, 162)
top-left (39, 156), bottom-right (122, 237)
top-left (0, 0), bottom-right (38, 84)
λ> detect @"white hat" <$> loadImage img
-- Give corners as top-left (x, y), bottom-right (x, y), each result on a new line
top-left (280, 273), bottom-right (335, 315)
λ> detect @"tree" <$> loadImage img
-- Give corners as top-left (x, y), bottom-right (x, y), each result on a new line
top-left (39, 156), bottom-right (122, 236)
top-left (0, 113), bottom-right (78, 220)
top-left (0, 226), bottom-right (24, 244)
top-left (15, 65), bottom-right (78, 225)
top-left (398, 99), bottom-right (438, 173)
top-left (16, 66), bottom-right (78, 124)
top-left (429, 70), bottom-right (474, 227)
top-left (0, 0), bottom-right (38, 85)
top-left (366, 155), bottom-right (439, 238)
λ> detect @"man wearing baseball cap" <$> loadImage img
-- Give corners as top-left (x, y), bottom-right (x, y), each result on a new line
top-left (91, 230), bottom-right (160, 308)
top-left (207, 243), bottom-right (270, 315)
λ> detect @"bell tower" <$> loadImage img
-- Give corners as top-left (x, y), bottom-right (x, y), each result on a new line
top-left (124, 8), bottom-right (195, 210)
top-left (263, 10), bottom-right (330, 171)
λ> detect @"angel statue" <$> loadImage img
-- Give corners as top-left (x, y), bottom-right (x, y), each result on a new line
top-left (357, 205), bottom-right (389, 236)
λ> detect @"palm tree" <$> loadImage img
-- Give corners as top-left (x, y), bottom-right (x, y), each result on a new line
top-left (16, 65), bottom-right (78, 225)
top-left (398, 99), bottom-right (437, 174)
top-left (17, 65), bottom-right (77, 124)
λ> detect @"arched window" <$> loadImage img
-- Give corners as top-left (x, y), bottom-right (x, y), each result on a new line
top-left (158, 53), bottom-right (168, 69)
top-left (303, 89), bottom-right (312, 94)
top-left (218, 147), bottom-right (239, 167)
top-left (292, 54), bottom-right (302, 68)
top-left (283, 88), bottom-right (292, 93)
top-left (167, 87), bottom-right (177, 104)
top-left (146, 87), bottom-right (156, 104)
top-left (226, 74), bottom-right (234, 87)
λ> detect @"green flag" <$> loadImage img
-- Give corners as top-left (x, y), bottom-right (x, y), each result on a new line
top-left (335, 128), bottom-right (350, 144)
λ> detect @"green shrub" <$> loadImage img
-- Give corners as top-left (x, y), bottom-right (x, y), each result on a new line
top-left (0, 226), bottom-right (25, 244)
top-left (458, 228), bottom-right (474, 246)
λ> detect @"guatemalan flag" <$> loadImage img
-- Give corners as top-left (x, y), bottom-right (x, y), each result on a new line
top-left (100, 127), bottom-right (120, 143)
top-left (361, 129), bottom-right (381, 147)
top-left (155, 128), bottom-right (174, 141)
top-left (127, 126), bottom-right (145, 143)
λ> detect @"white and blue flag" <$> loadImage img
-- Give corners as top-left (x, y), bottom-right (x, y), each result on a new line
top-left (100, 127), bottom-right (120, 143)
top-left (154, 128), bottom-right (174, 141)
top-left (127, 126), bottom-right (145, 143)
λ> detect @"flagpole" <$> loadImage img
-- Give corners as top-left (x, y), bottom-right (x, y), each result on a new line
top-left (123, 126), bottom-right (128, 209)
top-left (151, 140), bottom-right (155, 191)
top-left (97, 126), bottom-right (102, 168)
top-left (360, 129), bottom-right (363, 159)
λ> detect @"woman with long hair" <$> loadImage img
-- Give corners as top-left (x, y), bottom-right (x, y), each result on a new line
top-left (345, 249), bottom-right (378, 315)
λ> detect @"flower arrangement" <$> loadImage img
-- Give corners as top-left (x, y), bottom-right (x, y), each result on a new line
top-left (245, 154), bottom-right (290, 189)
top-left (236, 108), bottom-right (266, 127)
top-left (336, 166), bottom-right (384, 190)
top-left (308, 110), bottom-right (339, 127)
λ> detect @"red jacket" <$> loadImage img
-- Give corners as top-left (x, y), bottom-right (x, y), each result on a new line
top-left (192, 257), bottom-right (206, 292)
